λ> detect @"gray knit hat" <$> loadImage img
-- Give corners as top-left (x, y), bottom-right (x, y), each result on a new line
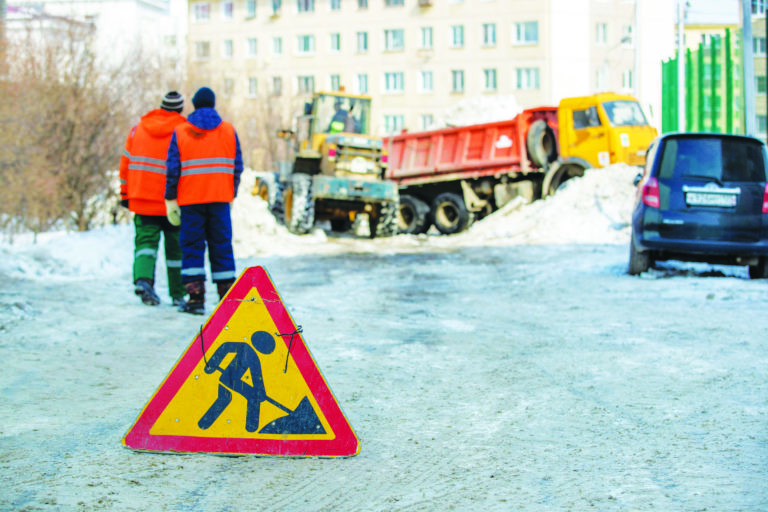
top-left (161, 91), bottom-right (184, 113)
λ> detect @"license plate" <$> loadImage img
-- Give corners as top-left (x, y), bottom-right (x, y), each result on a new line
top-left (685, 192), bottom-right (737, 207)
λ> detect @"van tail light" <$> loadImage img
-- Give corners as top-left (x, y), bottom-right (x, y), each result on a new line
top-left (763, 183), bottom-right (768, 213)
top-left (642, 177), bottom-right (660, 208)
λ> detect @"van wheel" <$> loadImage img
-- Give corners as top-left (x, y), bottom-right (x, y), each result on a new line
top-left (526, 120), bottom-right (557, 168)
top-left (431, 193), bottom-right (470, 235)
top-left (628, 236), bottom-right (651, 275)
top-left (748, 258), bottom-right (768, 279)
top-left (398, 195), bottom-right (431, 234)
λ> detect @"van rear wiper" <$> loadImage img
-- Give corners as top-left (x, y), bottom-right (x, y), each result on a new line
top-left (681, 174), bottom-right (723, 186)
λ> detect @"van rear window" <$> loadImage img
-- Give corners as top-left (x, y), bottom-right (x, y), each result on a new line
top-left (658, 138), bottom-right (767, 183)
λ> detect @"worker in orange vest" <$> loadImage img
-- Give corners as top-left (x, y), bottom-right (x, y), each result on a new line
top-left (120, 91), bottom-right (187, 307)
top-left (164, 87), bottom-right (243, 315)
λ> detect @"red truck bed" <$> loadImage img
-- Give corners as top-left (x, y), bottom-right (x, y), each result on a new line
top-left (385, 107), bottom-right (558, 187)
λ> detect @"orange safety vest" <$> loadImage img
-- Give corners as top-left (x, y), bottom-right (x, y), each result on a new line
top-left (120, 109), bottom-right (186, 215)
top-left (174, 121), bottom-right (237, 206)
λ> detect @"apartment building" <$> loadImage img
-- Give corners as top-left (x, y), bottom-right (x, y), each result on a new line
top-left (753, 7), bottom-right (767, 141)
top-left (187, 0), bottom-right (673, 136)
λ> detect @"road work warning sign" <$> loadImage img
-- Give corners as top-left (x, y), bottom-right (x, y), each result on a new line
top-left (122, 266), bottom-right (360, 457)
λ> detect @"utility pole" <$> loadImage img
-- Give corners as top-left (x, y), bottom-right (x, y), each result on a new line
top-left (677, 0), bottom-right (686, 131)
top-left (742, 0), bottom-right (756, 136)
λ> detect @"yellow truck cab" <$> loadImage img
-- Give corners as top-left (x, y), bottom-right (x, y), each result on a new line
top-left (557, 93), bottom-right (657, 168)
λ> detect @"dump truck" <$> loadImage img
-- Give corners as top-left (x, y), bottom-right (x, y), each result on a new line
top-left (386, 92), bottom-right (657, 235)
top-left (253, 91), bottom-right (398, 238)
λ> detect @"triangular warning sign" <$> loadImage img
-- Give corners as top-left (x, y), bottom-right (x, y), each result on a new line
top-left (122, 266), bottom-right (360, 457)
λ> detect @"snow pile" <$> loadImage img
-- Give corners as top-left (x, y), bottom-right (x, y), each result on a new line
top-left (433, 95), bottom-right (523, 128)
top-left (463, 164), bottom-right (639, 245)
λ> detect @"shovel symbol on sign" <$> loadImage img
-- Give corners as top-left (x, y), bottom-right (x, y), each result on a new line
top-left (197, 329), bottom-right (325, 435)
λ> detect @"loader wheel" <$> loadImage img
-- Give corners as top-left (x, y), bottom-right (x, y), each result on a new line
top-left (397, 195), bottom-right (431, 234)
top-left (284, 174), bottom-right (315, 234)
top-left (431, 192), bottom-right (470, 235)
top-left (526, 119), bottom-right (557, 168)
top-left (371, 200), bottom-right (399, 238)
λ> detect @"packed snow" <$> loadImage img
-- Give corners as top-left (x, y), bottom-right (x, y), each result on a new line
top-left (1, 164), bottom-right (767, 511)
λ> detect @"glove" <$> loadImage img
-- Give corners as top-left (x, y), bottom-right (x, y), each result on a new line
top-left (165, 199), bottom-right (181, 226)
top-left (120, 199), bottom-right (129, 209)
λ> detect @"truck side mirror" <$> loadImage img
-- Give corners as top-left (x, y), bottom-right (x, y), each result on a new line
top-left (633, 172), bottom-right (643, 187)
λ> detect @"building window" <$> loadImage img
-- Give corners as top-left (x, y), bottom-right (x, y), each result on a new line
top-left (752, 0), bottom-right (766, 15)
top-left (297, 75), bottom-right (315, 93)
top-left (420, 70), bottom-right (433, 92)
top-left (757, 75), bottom-right (767, 95)
top-left (516, 67), bottom-right (539, 89)
top-left (298, 0), bottom-right (314, 12)
top-left (384, 115), bottom-right (405, 134)
top-left (596, 23), bottom-right (607, 45)
top-left (272, 0), bottom-right (282, 14)
top-left (358, 0), bottom-right (368, 7)
top-left (223, 39), bottom-right (233, 58)
top-left (357, 31), bottom-right (368, 52)
top-left (357, 73), bottom-right (368, 94)
top-left (622, 24), bottom-right (633, 46)
top-left (757, 115), bottom-right (767, 139)
top-left (385, 0), bottom-right (404, 5)
top-left (514, 21), bottom-right (538, 45)
top-left (451, 25), bottom-right (465, 47)
top-left (754, 36), bottom-right (767, 56)
top-left (222, 0), bottom-right (233, 19)
top-left (421, 26), bottom-right (433, 49)
top-left (451, 70), bottom-right (465, 92)
top-left (331, 0), bottom-right (341, 9)
top-left (482, 23), bottom-right (496, 46)
top-left (272, 76), bottom-right (283, 96)
top-left (193, 2), bottom-right (210, 22)
top-left (273, 37), bottom-right (283, 55)
top-left (248, 77), bottom-right (258, 97)
top-left (384, 72), bottom-right (405, 93)
top-left (223, 78), bottom-right (234, 96)
top-left (384, 29), bottom-right (405, 51)
top-left (331, 33), bottom-right (341, 52)
top-left (247, 38), bottom-right (257, 57)
top-left (622, 69), bottom-right (633, 91)
top-left (194, 41), bottom-right (211, 59)
top-left (420, 114), bottom-right (434, 131)
top-left (596, 67), bottom-right (607, 90)
top-left (483, 69), bottom-right (497, 91)
top-left (297, 34), bottom-right (315, 55)
top-left (246, 0), bottom-right (256, 17)
top-left (330, 74), bottom-right (341, 91)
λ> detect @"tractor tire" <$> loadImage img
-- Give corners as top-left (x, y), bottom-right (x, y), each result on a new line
top-left (431, 192), bottom-right (470, 235)
top-left (284, 174), bottom-right (315, 234)
top-left (526, 119), bottom-right (557, 168)
top-left (373, 200), bottom-right (399, 238)
top-left (628, 235), bottom-right (651, 275)
top-left (397, 195), bottom-right (431, 234)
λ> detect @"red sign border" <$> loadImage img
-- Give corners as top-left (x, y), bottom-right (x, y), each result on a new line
top-left (122, 266), bottom-right (360, 457)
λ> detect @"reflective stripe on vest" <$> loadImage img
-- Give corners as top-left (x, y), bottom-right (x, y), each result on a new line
top-left (175, 121), bottom-right (237, 205)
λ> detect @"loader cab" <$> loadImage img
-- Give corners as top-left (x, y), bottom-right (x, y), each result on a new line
top-left (299, 93), bottom-right (372, 153)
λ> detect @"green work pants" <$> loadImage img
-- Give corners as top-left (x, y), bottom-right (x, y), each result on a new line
top-left (133, 214), bottom-right (185, 299)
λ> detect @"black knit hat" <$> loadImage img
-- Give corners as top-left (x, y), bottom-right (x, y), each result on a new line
top-left (160, 91), bottom-right (184, 113)
top-left (192, 87), bottom-right (215, 109)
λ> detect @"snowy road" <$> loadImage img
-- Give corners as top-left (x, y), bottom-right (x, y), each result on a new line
top-left (1, 242), bottom-right (767, 511)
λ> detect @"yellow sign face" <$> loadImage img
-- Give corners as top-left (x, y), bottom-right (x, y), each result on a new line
top-left (123, 266), bottom-right (360, 457)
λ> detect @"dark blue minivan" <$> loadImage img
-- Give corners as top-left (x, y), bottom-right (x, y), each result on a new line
top-left (629, 133), bottom-right (768, 278)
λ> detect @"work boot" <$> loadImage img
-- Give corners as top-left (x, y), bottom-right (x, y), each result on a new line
top-left (216, 279), bottom-right (235, 301)
top-left (178, 281), bottom-right (205, 315)
top-left (172, 297), bottom-right (186, 309)
top-left (134, 278), bottom-right (160, 306)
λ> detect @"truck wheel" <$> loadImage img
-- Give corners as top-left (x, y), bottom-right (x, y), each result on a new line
top-left (526, 119), bottom-right (557, 168)
top-left (628, 236), bottom-right (651, 275)
top-left (284, 174), bottom-right (315, 234)
top-left (397, 195), bottom-right (431, 234)
top-left (431, 193), bottom-right (470, 235)
top-left (373, 200), bottom-right (399, 238)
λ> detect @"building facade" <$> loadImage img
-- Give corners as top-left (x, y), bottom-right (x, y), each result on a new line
top-left (186, 0), bottom-right (674, 137)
